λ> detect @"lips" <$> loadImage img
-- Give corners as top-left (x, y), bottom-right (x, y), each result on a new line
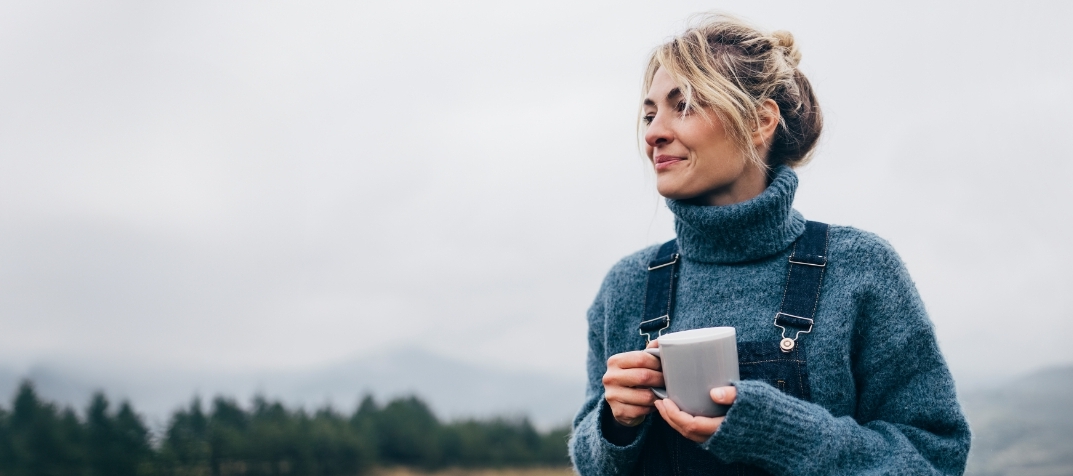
top-left (654, 155), bottom-right (685, 170)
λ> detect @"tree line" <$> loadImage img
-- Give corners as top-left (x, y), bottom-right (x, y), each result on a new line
top-left (0, 381), bottom-right (571, 476)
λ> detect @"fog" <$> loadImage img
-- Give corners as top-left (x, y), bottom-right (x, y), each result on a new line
top-left (0, 0), bottom-right (1070, 411)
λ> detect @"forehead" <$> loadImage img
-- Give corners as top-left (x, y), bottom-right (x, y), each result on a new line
top-left (645, 68), bottom-right (683, 105)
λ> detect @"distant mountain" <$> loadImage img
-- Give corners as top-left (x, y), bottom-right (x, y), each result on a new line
top-left (273, 347), bottom-right (586, 427)
top-left (962, 365), bottom-right (1073, 476)
top-left (0, 348), bottom-right (586, 430)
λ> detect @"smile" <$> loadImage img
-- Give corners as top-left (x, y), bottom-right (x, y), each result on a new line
top-left (654, 155), bottom-right (685, 170)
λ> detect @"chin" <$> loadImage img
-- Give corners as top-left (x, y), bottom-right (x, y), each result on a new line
top-left (655, 185), bottom-right (698, 201)
top-left (654, 176), bottom-right (692, 198)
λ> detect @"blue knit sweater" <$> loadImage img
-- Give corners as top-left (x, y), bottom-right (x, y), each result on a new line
top-left (568, 167), bottom-right (971, 475)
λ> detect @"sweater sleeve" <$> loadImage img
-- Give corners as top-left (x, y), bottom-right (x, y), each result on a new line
top-left (568, 263), bottom-right (655, 476)
top-left (699, 234), bottom-right (971, 475)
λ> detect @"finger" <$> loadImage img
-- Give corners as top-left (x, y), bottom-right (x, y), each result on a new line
top-left (657, 398), bottom-right (722, 443)
top-left (616, 414), bottom-right (647, 427)
top-left (607, 351), bottom-right (662, 371)
top-left (608, 401), bottom-right (655, 425)
top-left (709, 386), bottom-right (737, 405)
top-left (605, 386), bottom-right (660, 407)
top-left (654, 399), bottom-right (695, 441)
top-left (654, 399), bottom-right (669, 421)
top-left (646, 339), bottom-right (660, 349)
top-left (603, 367), bottom-right (665, 388)
top-left (655, 398), bottom-right (691, 432)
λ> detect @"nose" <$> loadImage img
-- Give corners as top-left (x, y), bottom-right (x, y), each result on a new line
top-left (644, 112), bottom-right (672, 148)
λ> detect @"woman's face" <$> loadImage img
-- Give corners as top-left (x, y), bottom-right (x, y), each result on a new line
top-left (642, 68), bottom-right (769, 206)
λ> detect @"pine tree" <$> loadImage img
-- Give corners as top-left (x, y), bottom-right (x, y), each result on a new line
top-left (84, 393), bottom-right (154, 476)
top-left (6, 381), bottom-right (85, 475)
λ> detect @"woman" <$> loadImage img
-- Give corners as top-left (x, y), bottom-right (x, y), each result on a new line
top-left (568, 14), bottom-right (971, 476)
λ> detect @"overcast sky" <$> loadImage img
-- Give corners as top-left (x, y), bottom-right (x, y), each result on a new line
top-left (1, 0), bottom-right (1070, 393)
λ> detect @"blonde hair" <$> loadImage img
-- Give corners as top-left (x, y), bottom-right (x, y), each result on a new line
top-left (642, 13), bottom-right (823, 168)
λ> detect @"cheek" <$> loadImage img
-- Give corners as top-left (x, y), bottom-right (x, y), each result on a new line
top-left (680, 116), bottom-right (732, 156)
top-left (688, 134), bottom-right (742, 171)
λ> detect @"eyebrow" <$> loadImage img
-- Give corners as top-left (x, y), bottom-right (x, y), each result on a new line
top-left (643, 87), bottom-right (683, 107)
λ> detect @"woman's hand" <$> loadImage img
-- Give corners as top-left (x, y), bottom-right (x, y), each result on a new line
top-left (602, 341), bottom-right (664, 427)
top-left (654, 386), bottom-right (737, 443)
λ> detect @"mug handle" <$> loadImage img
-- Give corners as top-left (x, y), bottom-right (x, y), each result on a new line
top-left (644, 347), bottom-right (669, 399)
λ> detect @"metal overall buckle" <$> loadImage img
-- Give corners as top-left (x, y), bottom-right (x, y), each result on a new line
top-left (773, 312), bottom-right (813, 352)
top-left (639, 315), bottom-right (670, 344)
top-left (638, 251), bottom-right (678, 344)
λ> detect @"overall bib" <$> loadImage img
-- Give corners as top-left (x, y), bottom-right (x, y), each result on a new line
top-left (632, 221), bottom-right (829, 476)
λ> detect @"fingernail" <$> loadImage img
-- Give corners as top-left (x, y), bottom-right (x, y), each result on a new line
top-left (713, 388), bottom-right (726, 400)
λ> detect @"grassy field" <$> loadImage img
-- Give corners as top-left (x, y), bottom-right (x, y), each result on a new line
top-left (374, 467), bottom-right (575, 476)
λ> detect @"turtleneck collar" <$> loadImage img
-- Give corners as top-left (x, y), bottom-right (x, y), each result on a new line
top-left (667, 165), bottom-right (806, 264)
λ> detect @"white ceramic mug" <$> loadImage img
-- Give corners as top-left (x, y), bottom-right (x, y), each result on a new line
top-left (645, 326), bottom-right (739, 417)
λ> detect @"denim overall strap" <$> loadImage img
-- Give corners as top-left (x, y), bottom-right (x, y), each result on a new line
top-left (773, 220), bottom-right (830, 352)
top-left (639, 240), bottom-right (680, 344)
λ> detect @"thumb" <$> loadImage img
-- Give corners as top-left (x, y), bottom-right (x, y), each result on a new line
top-left (710, 386), bottom-right (737, 404)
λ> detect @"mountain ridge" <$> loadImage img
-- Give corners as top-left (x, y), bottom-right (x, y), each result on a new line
top-left (0, 347), bottom-right (586, 430)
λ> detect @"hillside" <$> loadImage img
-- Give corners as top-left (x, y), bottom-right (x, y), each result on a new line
top-left (962, 366), bottom-right (1073, 476)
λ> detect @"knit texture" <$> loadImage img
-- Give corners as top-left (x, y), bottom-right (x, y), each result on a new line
top-left (568, 167), bottom-right (971, 475)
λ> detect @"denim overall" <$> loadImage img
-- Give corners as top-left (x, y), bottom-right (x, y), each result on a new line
top-left (633, 221), bottom-right (829, 476)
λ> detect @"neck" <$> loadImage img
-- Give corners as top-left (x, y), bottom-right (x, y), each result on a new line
top-left (667, 165), bottom-right (805, 264)
top-left (690, 163), bottom-right (769, 206)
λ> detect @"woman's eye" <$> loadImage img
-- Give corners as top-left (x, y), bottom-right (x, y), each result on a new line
top-left (675, 101), bottom-right (690, 114)
top-left (643, 114), bottom-right (655, 125)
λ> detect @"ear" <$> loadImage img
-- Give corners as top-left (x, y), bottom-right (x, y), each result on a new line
top-left (751, 99), bottom-right (780, 148)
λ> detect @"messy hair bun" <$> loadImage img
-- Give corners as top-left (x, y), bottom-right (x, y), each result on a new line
top-left (771, 30), bottom-right (801, 67)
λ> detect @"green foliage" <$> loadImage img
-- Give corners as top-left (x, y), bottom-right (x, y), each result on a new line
top-left (0, 381), bottom-right (157, 475)
top-left (86, 393), bottom-right (155, 476)
top-left (2, 381), bottom-right (89, 475)
top-left (368, 396), bottom-right (442, 468)
top-left (0, 381), bottom-right (571, 475)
